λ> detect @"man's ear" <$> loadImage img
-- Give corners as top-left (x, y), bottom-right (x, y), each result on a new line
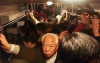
top-left (55, 34), bottom-right (59, 38)
top-left (56, 45), bottom-right (59, 51)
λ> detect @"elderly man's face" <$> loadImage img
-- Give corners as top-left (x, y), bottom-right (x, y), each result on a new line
top-left (42, 36), bottom-right (58, 58)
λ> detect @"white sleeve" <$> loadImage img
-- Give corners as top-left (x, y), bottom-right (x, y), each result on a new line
top-left (6, 44), bottom-right (20, 55)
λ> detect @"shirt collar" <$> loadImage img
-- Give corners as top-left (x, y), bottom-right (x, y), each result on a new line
top-left (46, 52), bottom-right (57, 63)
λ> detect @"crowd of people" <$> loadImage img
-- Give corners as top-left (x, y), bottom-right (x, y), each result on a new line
top-left (0, 5), bottom-right (100, 63)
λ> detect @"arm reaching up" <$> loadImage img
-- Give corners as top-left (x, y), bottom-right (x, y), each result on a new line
top-left (92, 18), bottom-right (100, 43)
top-left (92, 18), bottom-right (100, 37)
top-left (0, 34), bottom-right (12, 51)
top-left (0, 34), bottom-right (20, 55)
top-left (57, 10), bottom-right (67, 24)
top-left (29, 11), bottom-right (39, 25)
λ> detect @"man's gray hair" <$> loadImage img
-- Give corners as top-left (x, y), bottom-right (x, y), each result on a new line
top-left (42, 33), bottom-right (59, 45)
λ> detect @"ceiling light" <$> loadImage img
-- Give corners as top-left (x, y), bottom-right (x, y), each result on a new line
top-left (46, 1), bottom-right (53, 5)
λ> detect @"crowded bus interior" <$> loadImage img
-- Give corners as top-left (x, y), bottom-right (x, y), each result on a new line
top-left (0, 0), bottom-right (100, 63)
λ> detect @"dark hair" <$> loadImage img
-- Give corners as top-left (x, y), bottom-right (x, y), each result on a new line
top-left (37, 16), bottom-right (43, 21)
top-left (22, 33), bottom-right (37, 44)
top-left (5, 33), bottom-right (18, 44)
top-left (52, 23), bottom-right (69, 35)
top-left (19, 26), bottom-right (31, 34)
top-left (59, 32), bottom-right (100, 63)
top-left (46, 17), bottom-right (58, 24)
top-left (36, 23), bottom-right (47, 34)
top-left (93, 12), bottom-right (100, 19)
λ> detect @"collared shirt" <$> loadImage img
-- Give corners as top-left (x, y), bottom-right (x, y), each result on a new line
top-left (46, 52), bottom-right (57, 63)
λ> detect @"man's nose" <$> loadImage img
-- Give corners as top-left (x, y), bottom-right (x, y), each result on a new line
top-left (45, 47), bottom-right (50, 52)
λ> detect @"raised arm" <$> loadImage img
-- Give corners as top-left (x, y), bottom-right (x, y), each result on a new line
top-left (29, 11), bottom-right (39, 25)
top-left (92, 18), bottom-right (100, 37)
top-left (57, 10), bottom-right (67, 24)
top-left (0, 34), bottom-right (19, 54)
top-left (0, 34), bottom-right (12, 51)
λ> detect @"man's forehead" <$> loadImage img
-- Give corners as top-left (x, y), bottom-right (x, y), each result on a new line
top-left (44, 35), bottom-right (54, 38)
top-left (43, 35), bottom-right (54, 40)
top-left (43, 37), bottom-right (56, 44)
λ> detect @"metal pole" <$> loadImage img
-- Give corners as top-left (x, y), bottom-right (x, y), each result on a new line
top-left (72, 3), bottom-right (74, 14)
top-left (61, 2), bottom-right (62, 12)
top-left (31, 3), bottom-right (33, 11)
top-left (34, 3), bottom-right (35, 11)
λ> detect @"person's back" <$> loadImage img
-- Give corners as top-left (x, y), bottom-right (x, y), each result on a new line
top-left (9, 58), bottom-right (29, 63)
top-left (9, 45), bottom-right (45, 63)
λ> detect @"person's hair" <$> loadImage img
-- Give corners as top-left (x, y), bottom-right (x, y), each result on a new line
top-left (5, 33), bottom-right (18, 44)
top-left (36, 23), bottom-right (47, 34)
top-left (37, 16), bottom-right (43, 21)
top-left (93, 12), bottom-right (100, 19)
top-left (19, 26), bottom-right (31, 34)
top-left (59, 32), bottom-right (100, 63)
top-left (41, 33), bottom-right (58, 45)
top-left (46, 17), bottom-right (58, 24)
top-left (52, 23), bottom-right (69, 35)
top-left (22, 33), bottom-right (37, 44)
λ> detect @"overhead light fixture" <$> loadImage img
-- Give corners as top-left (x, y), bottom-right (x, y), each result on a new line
top-left (46, 1), bottom-right (53, 5)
